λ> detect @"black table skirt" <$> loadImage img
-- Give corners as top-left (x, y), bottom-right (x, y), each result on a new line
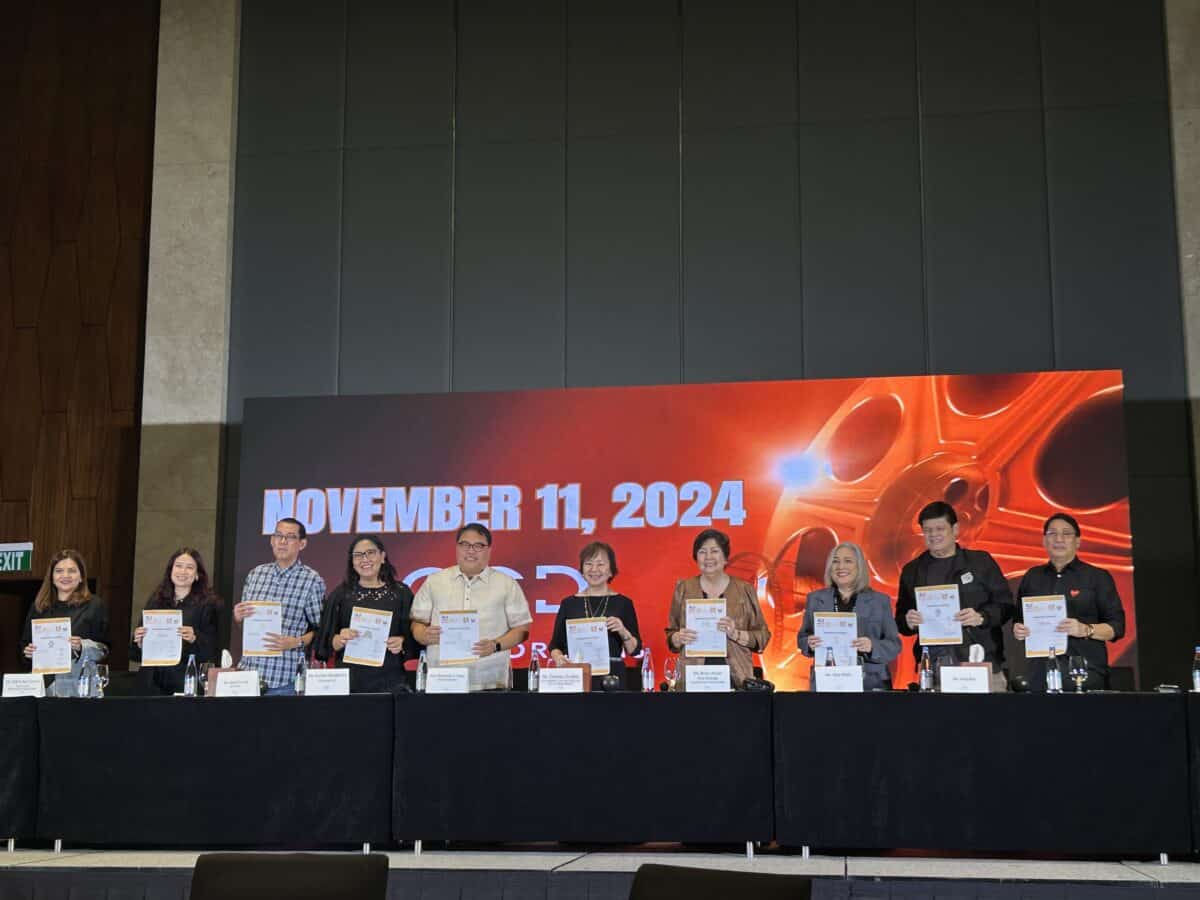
top-left (0, 698), bottom-right (38, 838)
top-left (392, 692), bottom-right (774, 843)
top-left (774, 692), bottom-right (1193, 854)
top-left (37, 695), bottom-right (393, 846)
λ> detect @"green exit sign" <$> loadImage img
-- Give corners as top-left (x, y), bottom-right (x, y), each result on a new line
top-left (0, 543), bottom-right (33, 573)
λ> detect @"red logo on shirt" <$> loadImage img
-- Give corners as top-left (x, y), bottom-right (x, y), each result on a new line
top-left (1070, 589), bottom-right (1080, 597)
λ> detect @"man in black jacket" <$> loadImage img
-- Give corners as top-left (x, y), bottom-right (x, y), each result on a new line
top-left (895, 501), bottom-right (1014, 690)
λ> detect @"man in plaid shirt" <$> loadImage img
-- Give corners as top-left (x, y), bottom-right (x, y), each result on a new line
top-left (234, 517), bottom-right (325, 694)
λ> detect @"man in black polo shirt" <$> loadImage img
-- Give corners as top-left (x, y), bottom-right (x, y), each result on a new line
top-left (895, 501), bottom-right (1014, 690)
top-left (1013, 512), bottom-right (1125, 692)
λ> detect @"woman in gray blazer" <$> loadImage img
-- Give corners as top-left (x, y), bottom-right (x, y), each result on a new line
top-left (797, 541), bottom-right (901, 691)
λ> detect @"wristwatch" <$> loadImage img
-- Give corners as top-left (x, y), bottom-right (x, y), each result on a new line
top-left (1085, 623), bottom-right (1095, 639)
top-left (494, 641), bottom-right (502, 654)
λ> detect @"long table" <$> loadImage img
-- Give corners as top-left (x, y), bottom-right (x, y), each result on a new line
top-left (4, 691), bottom-right (1200, 853)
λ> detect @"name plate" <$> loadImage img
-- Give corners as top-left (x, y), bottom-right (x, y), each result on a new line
top-left (305, 668), bottom-right (350, 696)
top-left (814, 665), bottom-right (864, 693)
top-left (215, 670), bottom-right (261, 697)
top-left (426, 667), bottom-right (470, 694)
top-left (3, 674), bottom-right (45, 698)
top-left (685, 664), bottom-right (731, 692)
top-left (939, 665), bottom-right (991, 694)
top-left (538, 667), bottom-right (585, 693)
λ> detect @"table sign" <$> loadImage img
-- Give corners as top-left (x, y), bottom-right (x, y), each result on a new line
top-left (140, 609), bottom-right (183, 667)
top-left (1022, 595), bottom-right (1068, 657)
top-left (305, 668), bottom-right (351, 696)
top-left (685, 599), bottom-right (726, 657)
top-left (32, 618), bottom-right (72, 675)
top-left (3, 673), bottom-right (45, 698)
top-left (916, 585), bottom-right (962, 645)
top-left (685, 664), bottom-right (731, 692)
top-left (215, 670), bottom-right (260, 697)
top-left (814, 665), bottom-right (864, 693)
top-left (437, 610), bottom-right (480, 664)
top-left (939, 665), bottom-right (991, 694)
top-left (241, 601), bottom-right (283, 657)
top-left (426, 667), bottom-right (470, 694)
top-left (538, 667), bottom-right (585, 693)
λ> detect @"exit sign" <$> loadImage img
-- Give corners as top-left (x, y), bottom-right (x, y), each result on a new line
top-left (0, 543), bottom-right (33, 573)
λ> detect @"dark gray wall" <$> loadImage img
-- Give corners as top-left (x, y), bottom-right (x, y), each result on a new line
top-left (225, 0), bottom-right (1194, 688)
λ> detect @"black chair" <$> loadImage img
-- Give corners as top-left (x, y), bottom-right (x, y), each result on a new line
top-left (629, 863), bottom-right (812, 900)
top-left (189, 852), bottom-right (389, 900)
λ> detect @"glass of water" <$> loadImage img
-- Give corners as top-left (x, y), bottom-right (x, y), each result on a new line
top-left (663, 656), bottom-right (679, 692)
top-left (1068, 656), bottom-right (1088, 693)
top-left (95, 664), bottom-right (109, 698)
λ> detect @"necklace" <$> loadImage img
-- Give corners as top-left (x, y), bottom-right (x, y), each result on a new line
top-left (582, 593), bottom-right (611, 619)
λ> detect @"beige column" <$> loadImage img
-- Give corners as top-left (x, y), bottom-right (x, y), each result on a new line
top-left (131, 0), bottom-right (238, 631)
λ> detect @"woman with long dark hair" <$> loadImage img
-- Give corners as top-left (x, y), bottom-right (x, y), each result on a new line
top-left (21, 549), bottom-right (110, 694)
top-left (130, 547), bottom-right (220, 695)
top-left (315, 534), bottom-right (413, 692)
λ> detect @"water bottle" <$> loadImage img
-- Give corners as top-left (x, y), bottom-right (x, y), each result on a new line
top-left (528, 650), bottom-right (540, 692)
top-left (416, 649), bottom-right (428, 692)
top-left (77, 658), bottom-right (97, 699)
top-left (294, 653), bottom-right (307, 695)
top-left (918, 647), bottom-right (934, 692)
top-left (824, 647), bottom-right (836, 667)
top-left (1192, 646), bottom-right (1200, 692)
top-left (1047, 644), bottom-right (1062, 694)
top-left (183, 654), bottom-right (199, 697)
top-left (641, 648), bottom-right (654, 693)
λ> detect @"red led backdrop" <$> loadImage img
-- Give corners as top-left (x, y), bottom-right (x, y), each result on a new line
top-left (234, 370), bottom-right (1134, 690)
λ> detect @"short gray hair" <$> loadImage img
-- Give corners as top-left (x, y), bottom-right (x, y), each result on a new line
top-left (823, 542), bottom-right (870, 595)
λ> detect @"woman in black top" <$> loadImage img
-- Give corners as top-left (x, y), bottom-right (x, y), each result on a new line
top-left (21, 549), bottom-right (110, 692)
top-left (130, 547), bottom-right (220, 694)
top-left (548, 542), bottom-right (642, 689)
top-left (316, 535), bottom-right (413, 693)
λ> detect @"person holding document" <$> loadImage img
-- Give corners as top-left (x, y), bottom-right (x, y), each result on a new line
top-left (1012, 513), bottom-right (1124, 692)
top-left (548, 542), bottom-right (642, 689)
top-left (315, 535), bottom-right (413, 693)
top-left (233, 518), bottom-right (325, 696)
top-left (798, 542), bottom-right (900, 691)
top-left (20, 549), bottom-right (109, 694)
top-left (895, 501), bottom-right (1013, 691)
top-left (411, 523), bottom-right (532, 691)
top-left (665, 529), bottom-right (770, 690)
top-left (129, 548), bottom-right (220, 695)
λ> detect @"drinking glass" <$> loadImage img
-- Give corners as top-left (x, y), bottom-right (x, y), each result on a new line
top-left (95, 664), bottom-right (109, 698)
top-left (199, 663), bottom-right (213, 695)
top-left (663, 656), bottom-right (679, 692)
top-left (1068, 655), bottom-right (1088, 693)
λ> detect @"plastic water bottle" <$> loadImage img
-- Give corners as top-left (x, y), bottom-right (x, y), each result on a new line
top-left (528, 651), bottom-right (540, 692)
top-left (1192, 646), bottom-right (1200, 692)
top-left (824, 647), bottom-right (836, 667)
top-left (183, 654), bottom-right (198, 697)
top-left (294, 653), bottom-right (307, 695)
top-left (416, 649), bottom-right (428, 692)
top-left (77, 658), bottom-right (97, 699)
top-left (641, 648), bottom-right (654, 693)
top-left (1047, 644), bottom-right (1062, 693)
top-left (918, 647), bottom-right (934, 692)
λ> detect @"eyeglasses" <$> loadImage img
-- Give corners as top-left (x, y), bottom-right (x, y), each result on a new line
top-left (457, 541), bottom-right (489, 552)
top-left (352, 549), bottom-right (380, 561)
top-left (271, 533), bottom-right (302, 543)
top-left (1045, 531), bottom-right (1078, 540)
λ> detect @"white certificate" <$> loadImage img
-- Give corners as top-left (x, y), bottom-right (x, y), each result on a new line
top-left (426, 667), bottom-right (470, 694)
top-left (814, 665), bottom-right (864, 693)
top-left (566, 617), bottom-right (610, 675)
top-left (685, 664), bottom-right (731, 692)
top-left (305, 668), bottom-right (351, 696)
top-left (538, 667), bottom-right (585, 693)
top-left (343, 606), bottom-right (393, 667)
top-left (141, 609), bottom-right (183, 667)
top-left (215, 670), bottom-right (260, 697)
top-left (684, 599), bottom-right (726, 658)
top-left (813, 612), bottom-right (858, 667)
top-left (916, 585), bottom-right (963, 645)
top-left (32, 618), bottom-right (72, 675)
top-left (437, 610), bottom-right (480, 664)
top-left (241, 600), bottom-right (283, 657)
top-left (1022, 595), bottom-right (1068, 658)
top-left (3, 673), bottom-right (45, 698)
top-left (939, 665), bottom-right (991, 694)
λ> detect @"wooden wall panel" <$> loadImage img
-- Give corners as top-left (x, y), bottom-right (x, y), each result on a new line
top-left (0, 0), bottom-right (156, 672)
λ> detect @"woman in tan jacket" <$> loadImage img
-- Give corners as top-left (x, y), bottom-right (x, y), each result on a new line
top-left (665, 528), bottom-right (770, 689)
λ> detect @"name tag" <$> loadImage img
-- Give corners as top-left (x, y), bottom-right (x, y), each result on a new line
top-left (939, 666), bottom-right (991, 694)
top-left (685, 664), bottom-right (731, 692)
top-left (538, 667), bottom-right (585, 693)
top-left (305, 669), bottom-right (351, 696)
top-left (3, 674), bottom-right (45, 698)
top-left (426, 667), bottom-right (470, 694)
top-left (215, 670), bottom-right (261, 697)
top-left (814, 665), bottom-right (864, 693)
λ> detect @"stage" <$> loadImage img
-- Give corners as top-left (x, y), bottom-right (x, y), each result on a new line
top-left (2, 848), bottom-right (1200, 899)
